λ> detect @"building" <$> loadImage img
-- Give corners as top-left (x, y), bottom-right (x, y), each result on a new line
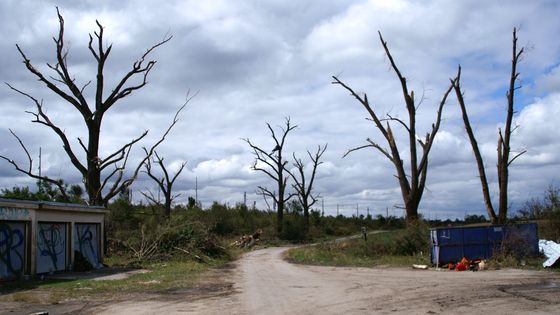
top-left (0, 198), bottom-right (108, 280)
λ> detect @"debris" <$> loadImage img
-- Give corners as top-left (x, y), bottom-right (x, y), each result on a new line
top-left (478, 260), bottom-right (487, 271)
top-left (444, 257), bottom-right (483, 271)
top-left (539, 239), bottom-right (560, 268)
top-left (412, 264), bottom-right (429, 270)
top-left (230, 229), bottom-right (263, 248)
top-left (455, 262), bottom-right (467, 271)
top-left (174, 247), bottom-right (204, 262)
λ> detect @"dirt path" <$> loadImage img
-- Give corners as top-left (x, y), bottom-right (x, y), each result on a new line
top-left (82, 246), bottom-right (560, 315)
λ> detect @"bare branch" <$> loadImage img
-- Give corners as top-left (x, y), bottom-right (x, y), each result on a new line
top-left (452, 65), bottom-right (497, 222)
top-left (6, 83), bottom-right (87, 175)
top-left (382, 114), bottom-right (410, 133)
top-left (100, 130), bottom-right (149, 171)
top-left (0, 129), bottom-right (70, 200)
top-left (508, 150), bottom-right (527, 166)
top-left (102, 36), bottom-right (173, 111)
top-left (102, 102), bottom-right (186, 204)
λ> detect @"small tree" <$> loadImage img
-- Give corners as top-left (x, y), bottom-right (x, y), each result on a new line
top-left (141, 150), bottom-right (187, 218)
top-left (451, 28), bottom-right (526, 224)
top-left (288, 144), bottom-right (327, 231)
top-left (333, 31), bottom-right (454, 223)
top-left (1, 8), bottom-right (175, 206)
top-left (244, 118), bottom-right (297, 234)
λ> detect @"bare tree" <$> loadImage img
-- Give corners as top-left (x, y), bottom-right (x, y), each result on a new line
top-left (1, 8), bottom-right (176, 206)
top-left (141, 150), bottom-right (187, 218)
top-left (451, 28), bottom-right (526, 224)
top-left (244, 118), bottom-right (297, 234)
top-left (287, 144), bottom-right (327, 231)
top-left (333, 31), bottom-right (454, 223)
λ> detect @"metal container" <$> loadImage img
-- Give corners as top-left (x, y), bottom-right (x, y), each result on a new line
top-left (430, 223), bottom-right (538, 265)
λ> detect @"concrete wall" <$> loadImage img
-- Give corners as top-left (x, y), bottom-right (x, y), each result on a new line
top-left (0, 199), bottom-right (107, 280)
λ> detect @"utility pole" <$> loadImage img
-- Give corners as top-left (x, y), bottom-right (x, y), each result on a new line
top-left (244, 191), bottom-right (247, 206)
top-left (195, 176), bottom-right (198, 204)
top-left (386, 207), bottom-right (389, 218)
top-left (337, 204), bottom-right (339, 216)
top-left (38, 147), bottom-right (42, 178)
top-left (367, 207), bottom-right (370, 218)
top-left (321, 199), bottom-right (324, 217)
top-left (38, 147), bottom-right (43, 191)
top-left (356, 203), bottom-right (359, 217)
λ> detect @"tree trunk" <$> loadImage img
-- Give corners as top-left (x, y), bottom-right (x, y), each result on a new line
top-left (87, 122), bottom-right (103, 206)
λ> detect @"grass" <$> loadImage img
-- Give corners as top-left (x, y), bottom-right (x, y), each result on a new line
top-left (285, 230), bottom-right (431, 268)
top-left (285, 229), bottom-right (554, 271)
top-left (0, 255), bottom-right (231, 304)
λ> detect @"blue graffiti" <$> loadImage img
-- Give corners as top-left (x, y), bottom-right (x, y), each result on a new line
top-left (0, 222), bottom-right (25, 277)
top-left (75, 224), bottom-right (99, 267)
top-left (37, 223), bottom-right (65, 271)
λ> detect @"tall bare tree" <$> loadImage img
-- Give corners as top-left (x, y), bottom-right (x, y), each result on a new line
top-left (451, 28), bottom-right (526, 224)
top-left (141, 150), bottom-right (187, 218)
top-left (288, 144), bottom-right (327, 231)
top-left (244, 118), bottom-right (297, 234)
top-left (1, 8), bottom-right (175, 206)
top-left (333, 31), bottom-right (454, 223)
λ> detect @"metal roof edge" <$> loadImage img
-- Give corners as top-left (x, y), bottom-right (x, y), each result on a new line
top-left (0, 197), bottom-right (107, 213)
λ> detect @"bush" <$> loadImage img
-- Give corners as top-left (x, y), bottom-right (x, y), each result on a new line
top-left (519, 185), bottom-right (560, 242)
top-left (280, 215), bottom-right (307, 241)
top-left (392, 223), bottom-right (429, 256)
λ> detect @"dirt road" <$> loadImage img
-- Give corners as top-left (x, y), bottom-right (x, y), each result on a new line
top-left (84, 246), bottom-right (560, 315)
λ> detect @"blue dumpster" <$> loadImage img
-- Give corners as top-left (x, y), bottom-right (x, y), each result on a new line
top-left (430, 223), bottom-right (538, 265)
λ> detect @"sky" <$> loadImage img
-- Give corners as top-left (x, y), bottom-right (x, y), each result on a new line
top-left (0, 0), bottom-right (559, 219)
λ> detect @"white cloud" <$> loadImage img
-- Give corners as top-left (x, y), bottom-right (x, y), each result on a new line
top-left (0, 0), bottom-right (558, 218)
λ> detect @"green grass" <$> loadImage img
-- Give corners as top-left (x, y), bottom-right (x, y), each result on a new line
top-left (285, 230), bottom-right (431, 268)
top-left (0, 255), bottom-right (229, 304)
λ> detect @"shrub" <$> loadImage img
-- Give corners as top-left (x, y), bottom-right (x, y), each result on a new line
top-left (280, 215), bottom-right (307, 241)
top-left (392, 223), bottom-right (429, 256)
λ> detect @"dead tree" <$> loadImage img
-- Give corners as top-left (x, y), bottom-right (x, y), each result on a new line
top-left (287, 144), bottom-right (327, 231)
top-left (1, 8), bottom-right (176, 206)
top-left (141, 151), bottom-right (186, 218)
top-left (244, 118), bottom-right (297, 234)
top-left (333, 31), bottom-right (454, 223)
top-left (451, 28), bottom-right (526, 224)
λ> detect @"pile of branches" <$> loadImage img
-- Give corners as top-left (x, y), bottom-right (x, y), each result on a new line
top-left (230, 229), bottom-right (263, 248)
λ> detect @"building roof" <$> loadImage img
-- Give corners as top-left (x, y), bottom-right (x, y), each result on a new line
top-left (0, 198), bottom-right (108, 213)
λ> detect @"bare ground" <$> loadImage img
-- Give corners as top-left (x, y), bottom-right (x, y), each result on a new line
top-left (3, 247), bottom-right (560, 314)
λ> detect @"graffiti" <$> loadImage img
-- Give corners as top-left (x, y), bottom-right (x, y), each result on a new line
top-left (37, 223), bottom-right (66, 273)
top-left (74, 224), bottom-right (100, 268)
top-left (0, 222), bottom-right (25, 279)
top-left (0, 208), bottom-right (31, 220)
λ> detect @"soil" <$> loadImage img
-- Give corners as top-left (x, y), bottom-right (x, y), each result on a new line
top-left (2, 247), bottom-right (560, 314)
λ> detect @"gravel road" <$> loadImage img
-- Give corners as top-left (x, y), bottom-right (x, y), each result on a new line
top-left (86, 246), bottom-right (560, 315)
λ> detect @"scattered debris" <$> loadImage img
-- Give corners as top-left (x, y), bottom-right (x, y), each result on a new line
top-left (231, 229), bottom-right (263, 248)
top-left (412, 264), bottom-right (429, 270)
top-left (539, 239), bottom-right (560, 268)
top-left (443, 257), bottom-right (483, 271)
top-left (478, 260), bottom-right (487, 271)
top-left (174, 247), bottom-right (205, 262)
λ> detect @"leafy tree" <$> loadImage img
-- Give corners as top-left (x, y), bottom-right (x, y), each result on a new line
top-left (0, 180), bottom-right (84, 203)
top-left (519, 185), bottom-right (559, 241)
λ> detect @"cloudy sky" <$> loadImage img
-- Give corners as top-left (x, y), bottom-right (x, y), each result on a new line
top-left (0, 0), bottom-right (559, 218)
